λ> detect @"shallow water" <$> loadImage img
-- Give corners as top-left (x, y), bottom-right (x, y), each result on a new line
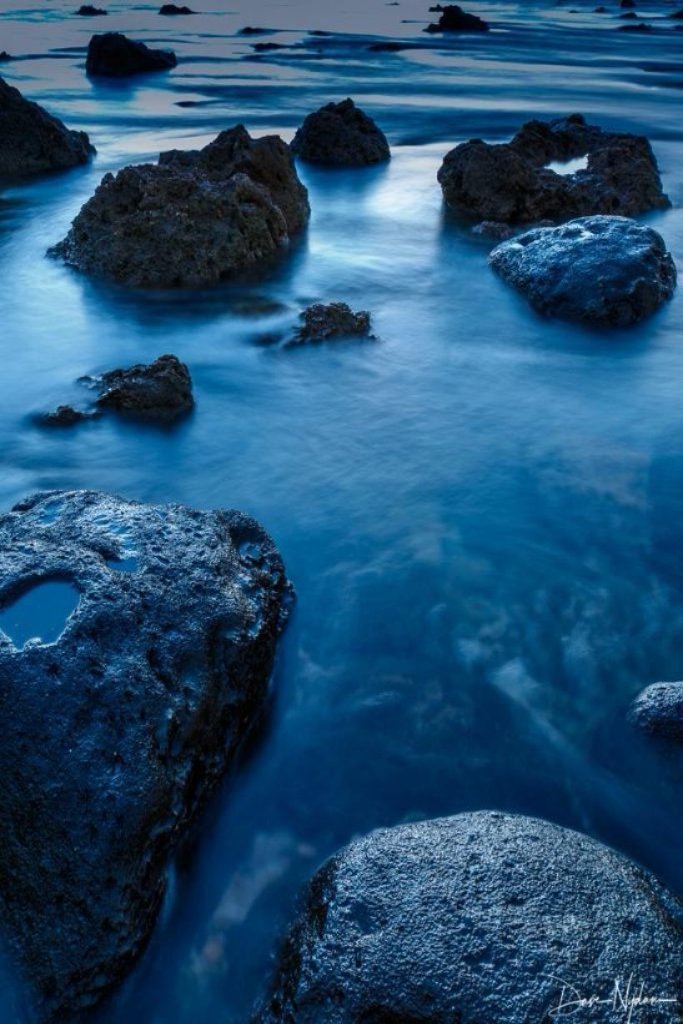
top-left (0, 0), bottom-right (682, 1020)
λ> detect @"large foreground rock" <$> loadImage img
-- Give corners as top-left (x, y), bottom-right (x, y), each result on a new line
top-left (50, 125), bottom-right (310, 288)
top-left (86, 32), bottom-right (177, 76)
top-left (489, 216), bottom-right (676, 326)
top-left (0, 76), bottom-right (94, 179)
top-left (0, 490), bottom-right (292, 1019)
top-left (438, 114), bottom-right (669, 224)
top-left (256, 811), bottom-right (683, 1024)
top-left (630, 682), bottom-right (683, 740)
top-left (291, 99), bottom-right (390, 167)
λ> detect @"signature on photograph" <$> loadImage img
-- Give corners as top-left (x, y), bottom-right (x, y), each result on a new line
top-left (545, 974), bottom-right (679, 1023)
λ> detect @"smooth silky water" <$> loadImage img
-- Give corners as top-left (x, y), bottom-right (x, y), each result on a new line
top-left (0, 0), bottom-right (682, 1019)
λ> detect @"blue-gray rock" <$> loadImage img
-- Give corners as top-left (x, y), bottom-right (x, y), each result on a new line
top-left (0, 490), bottom-right (292, 1020)
top-left (256, 811), bottom-right (683, 1024)
top-left (291, 99), bottom-right (390, 167)
top-left (489, 216), bottom-right (677, 326)
top-left (86, 32), bottom-right (176, 76)
top-left (630, 682), bottom-right (683, 740)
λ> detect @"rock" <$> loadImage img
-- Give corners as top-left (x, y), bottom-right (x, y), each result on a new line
top-left (256, 811), bottom-right (683, 1024)
top-left (86, 32), bottom-right (177, 76)
top-left (471, 220), bottom-right (515, 240)
top-left (630, 682), bottom-right (683, 740)
top-left (291, 99), bottom-right (390, 167)
top-left (0, 489), bottom-right (292, 1019)
top-left (425, 4), bottom-right (490, 32)
top-left (0, 76), bottom-right (94, 180)
top-left (489, 216), bottom-right (676, 327)
top-left (37, 405), bottom-right (97, 428)
top-left (50, 125), bottom-right (309, 288)
top-left (438, 114), bottom-right (670, 225)
top-left (76, 5), bottom-right (107, 14)
top-left (159, 3), bottom-right (193, 12)
top-left (291, 303), bottom-right (374, 344)
top-left (93, 354), bottom-right (193, 417)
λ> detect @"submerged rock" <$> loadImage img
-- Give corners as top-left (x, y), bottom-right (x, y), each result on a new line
top-left (489, 216), bottom-right (676, 326)
top-left (93, 354), bottom-right (193, 417)
top-left (291, 99), bottom-right (390, 167)
top-left (50, 125), bottom-right (309, 288)
top-left (76, 5), bottom-right (107, 14)
top-left (0, 489), bottom-right (292, 1019)
top-left (0, 76), bottom-right (94, 179)
top-left (291, 302), bottom-right (374, 344)
top-left (159, 3), bottom-right (193, 13)
top-left (256, 811), bottom-right (683, 1024)
top-left (438, 114), bottom-right (669, 225)
top-left (86, 32), bottom-right (177, 76)
top-left (425, 4), bottom-right (490, 32)
top-left (630, 682), bottom-right (683, 740)
top-left (37, 405), bottom-right (97, 428)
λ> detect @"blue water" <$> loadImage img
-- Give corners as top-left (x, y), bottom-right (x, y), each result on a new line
top-left (0, 579), bottom-right (80, 648)
top-left (0, 0), bottom-right (682, 1020)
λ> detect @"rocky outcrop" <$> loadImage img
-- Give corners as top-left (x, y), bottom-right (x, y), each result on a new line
top-left (489, 216), bottom-right (676, 326)
top-left (86, 32), bottom-right (177, 76)
top-left (0, 490), bottom-right (292, 1020)
top-left (93, 354), bottom-right (193, 417)
top-left (76, 5), bottom-right (107, 15)
top-left (425, 4), bottom-right (489, 32)
top-left (50, 126), bottom-right (310, 288)
top-left (438, 114), bottom-right (669, 225)
top-left (0, 77), bottom-right (94, 179)
top-left (291, 99), bottom-right (390, 167)
top-left (291, 303), bottom-right (374, 344)
top-left (256, 811), bottom-right (683, 1024)
top-left (159, 3), bottom-right (193, 13)
top-left (630, 682), bottom-right (683, 740)
top-left (38, 405), bottom-right (96, 428)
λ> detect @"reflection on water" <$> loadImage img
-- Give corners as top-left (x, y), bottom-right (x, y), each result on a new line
top-left (0, 0), bottom-right (682, 1020)
top-left (0, 579), bottom-right (80, 649)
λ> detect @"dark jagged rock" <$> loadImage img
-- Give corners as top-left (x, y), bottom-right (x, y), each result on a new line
top-left (425, 4), bottom-right (489, 32)
top-left (86, 32), bottom-right (177, 76)
top-left (438, 114), bottom-right (670, 225)
top-left (291, 303), bottom-right (374, 344)
top-left (0, 489), bottom-right (292, 1020)
top-left (489, 216), bottom-right (676, 327)
top-left (50, 125), bottom-right (309, 288)
top-left (38, 405), bottom-right (97, 428)
top-left (291, 98), bottom-right (390, 167)
top-left (471, 220), bottom-right (515, 240)
top-left (630, 682), bottom-right (683, 740)
top-left (159, 3), bottom-right (193, 13)
top-left (93, 354), bottom-right (193, 417)
top-left (0, 76), bottom-right (94, 179)
top-left (76, 5), bottom-right (107, 15)
top-left (256, 812), bottom-right (683, 1024)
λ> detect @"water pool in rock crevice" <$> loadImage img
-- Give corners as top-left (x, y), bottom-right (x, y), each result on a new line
top-left (0, 578), bottom-right (81, 650)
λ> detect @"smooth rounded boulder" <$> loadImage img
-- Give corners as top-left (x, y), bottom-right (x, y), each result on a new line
top-left (50, 125), bottom-right (310, 288)
top-left (438, 114), bottom-right (670, 225)
top-left (0, 76), bottom-right (94, 179)
top-left (86, 32), bottom-right (177, 76)
top-left (0, 490), bottom-right (292, 1019)
top-left (489, 216), bottom-right (677, 326)
top-left (630, 682), bottom-right (683, 740)
top-left (256, 811), bottom-right (683, 1024)
top-left (291, 98), bottom-right (390, 167)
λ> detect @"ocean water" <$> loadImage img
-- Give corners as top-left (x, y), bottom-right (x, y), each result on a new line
top-left (0, 0), bottom-right (682, 1019)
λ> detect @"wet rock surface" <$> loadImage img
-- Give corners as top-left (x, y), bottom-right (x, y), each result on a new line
top-left (86, 32), bottom-right (177, 76)
top-left (425, 4), bottom-right (490, 32)
top-left (37, 405), bottom-right (97, 428)
top-left (489, 216), bottom-right (677, 326)
top-left (291, 99), bottom-right (390, 167)
top-left (159, 3), bottom-right (193, 13)
top-left (630, 682), bottom-right (683, 740)
top-left (76, 5), bottom-right (107, 15)
top-left (93, 354), bottom-right (193, 417)
top-left (0, 76), bottom-right (94, 179)
top-left (256, 811), bottom-right (683, 1024)
top-left (0, 489), bottom-right (292, 1020)
top-left (50, 125), bottom-right (309, 288)
top-left (291, 303), bottom-right (374, 344)
top-left (438, 114), bottom-right (669, 225)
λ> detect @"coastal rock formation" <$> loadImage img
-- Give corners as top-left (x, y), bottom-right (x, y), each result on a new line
top-left (159, 3), bottom-right (193, 13)
top-left (0, 77), bottom-right (94, 179)
top-left (77, 5), bottom-right (107, 15)
top-left (438, 114), bottom-right (669, 224)
top-left (86, 32), bottom-right (177, 76)
top-left (93, 354), bottom-right (193, 417)
top-left (291, 99), bottom-right (390, 167)
top-left (50, 125), bottom-right (310, 288)
top-left (256, 811), bottom-right (683, 1024)
top-left (38, 405), bottom-right (96, 428)
top-left (425, 4), bottom-right (489, 32)
top-left (0, 489), bottom-right (292, 1019)
top-left (630, 682), bottom-right (683, 740)
top-left (489, 216), bottom-right (676, 326)
top-left (291, 303), bottom-right (374, 344)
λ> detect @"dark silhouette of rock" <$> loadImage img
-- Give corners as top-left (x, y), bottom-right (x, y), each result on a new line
top-left (291, 98), bottom-right (390, 167)
top-left (438, 114), bottom-right (669, 225)
top-left (489, 216), bottom-right (676, 327)
top-left (256, 812), bottom-right (683, 1024)
top-left (50, 125), bottom-right (309, 288)
top-left (159, 3), bottom-right (193, 13)
top-left (76, 5), bottom-right (107, 15)
top-left (425, 4), bottom-right (489, 32)
top-left (86, 32), bottom-right (177, 76)
top-left (38, 405), bottom-right (97, 428)
top-left (291, 303), bottom-right (374, 344)
top-left (630, 682), bottom-right (683, 740)
top-left (0, 489), bottom-right (292, 1020)
top-left (93, 354), bottom-right (193, 417)
top-left (0, 76), bottom-right (94, 179)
